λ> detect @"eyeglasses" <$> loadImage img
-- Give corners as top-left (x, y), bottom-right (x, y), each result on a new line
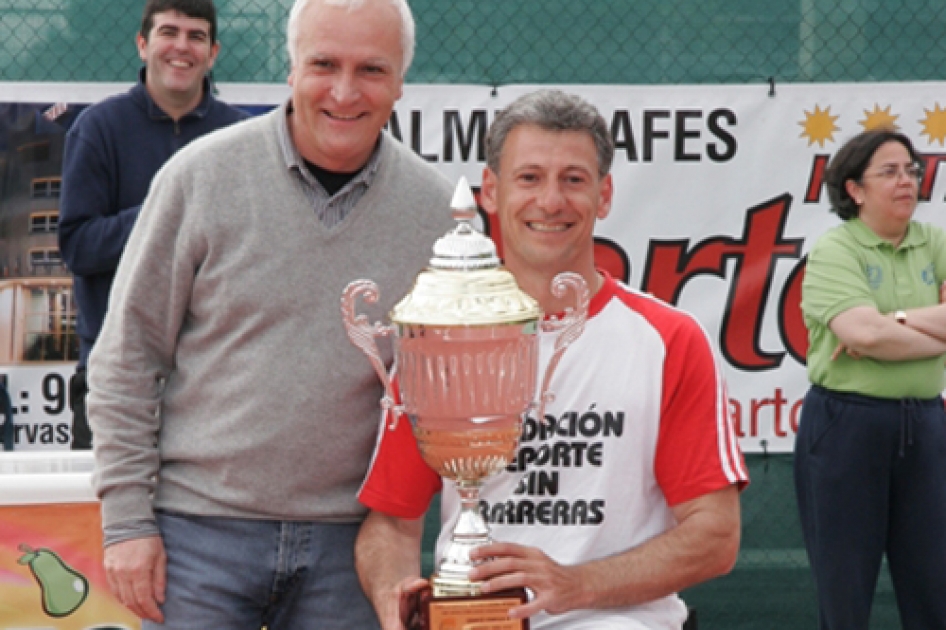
top-left (861, 164), bottom-right (923, 183)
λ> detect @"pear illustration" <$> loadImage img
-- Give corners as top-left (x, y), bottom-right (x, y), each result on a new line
top-left (17, 543), bottom-right (90, 617)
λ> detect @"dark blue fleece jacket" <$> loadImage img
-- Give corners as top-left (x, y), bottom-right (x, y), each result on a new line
top-left (58, 68), bottom-right (248, 366)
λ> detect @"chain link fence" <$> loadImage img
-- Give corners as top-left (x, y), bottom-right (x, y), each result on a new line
top-left (2, 0), bottom-right (946, 84)
top-left (3, 1), bottom-right (937, 627)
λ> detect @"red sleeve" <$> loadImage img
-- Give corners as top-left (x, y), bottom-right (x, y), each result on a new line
top-left (358, 405), bottom-right (443, 519)
top-left (652, 310), bottom-right (748, 506)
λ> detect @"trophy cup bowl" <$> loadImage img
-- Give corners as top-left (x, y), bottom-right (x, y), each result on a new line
top-left (341, 178), bottom-right (588, 629)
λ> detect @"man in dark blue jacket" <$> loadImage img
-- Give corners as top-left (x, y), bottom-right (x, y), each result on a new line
top-left (58, 0), bottom-right (247, 449)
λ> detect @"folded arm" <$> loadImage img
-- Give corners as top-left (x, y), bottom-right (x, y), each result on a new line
top-left (829, 305), bottom-right (946, 361)
top-left (889, 295), bottom-right (946, 344)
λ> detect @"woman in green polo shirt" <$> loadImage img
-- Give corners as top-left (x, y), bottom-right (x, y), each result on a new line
top-left (796, 128), bottom-right (946, 630)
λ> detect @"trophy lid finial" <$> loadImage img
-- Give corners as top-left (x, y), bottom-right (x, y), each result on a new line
top-left (430, 177), bottom-right (499, 271)
top-left (389, 177), bottom-right (541, 326)
top-left (450, 176), bottom-right (478, 222)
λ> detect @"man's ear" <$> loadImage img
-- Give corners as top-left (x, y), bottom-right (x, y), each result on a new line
top-left (206, 41), bottom-right (221, 70)
top-left (480, 167), bottom-right (499, 215)
top-left (136, 33), bottom-right (148, 63)
top-left (597, 173), bottom-right (614, 220)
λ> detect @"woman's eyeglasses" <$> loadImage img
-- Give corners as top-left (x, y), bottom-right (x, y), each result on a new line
top-left (862, 164), bottom-right (923, 183)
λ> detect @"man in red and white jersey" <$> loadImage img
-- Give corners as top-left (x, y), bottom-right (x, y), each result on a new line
top-left (355, 89), bottom-right (749, 630)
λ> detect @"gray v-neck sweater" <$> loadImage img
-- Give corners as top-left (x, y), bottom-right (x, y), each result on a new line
top-left (89, 106), bottom-right (454, 531)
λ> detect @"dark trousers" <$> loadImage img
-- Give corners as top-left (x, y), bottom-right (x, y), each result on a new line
top-left (69, 367), bottom-right (92, 450)
top-left (794, 385), bottom-right (946, 630)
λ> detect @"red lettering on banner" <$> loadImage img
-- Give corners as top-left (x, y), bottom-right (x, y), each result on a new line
top-left (779, 258), bottom-right (808, 362)
top-left (804, 154), bottom-right (829, 203)
top-left (730, 399), bottom-right (744, 436)
top-left (806, 153), bottom-right (946, 204)
top-left (591, 238), bottom-right (631, 283)
top-left (920, 153), bottom-right (946, 201)
top-left (729, 388), bottom-right (803, 438)
top-left (751, 388), bottom-right (789, 437)
top-left (790, 398), bottom-right (804, 434)
top-left (641, 195), bottom-right (803, 370)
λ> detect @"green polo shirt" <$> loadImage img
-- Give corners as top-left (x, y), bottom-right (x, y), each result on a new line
top-left (803, 218), bottom-right (946, 399)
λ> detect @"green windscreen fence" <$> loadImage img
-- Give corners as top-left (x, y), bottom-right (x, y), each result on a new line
top-left (3, 1), bottom-right (937, 627)
top-left (2, 0), bottom-right (945, 84)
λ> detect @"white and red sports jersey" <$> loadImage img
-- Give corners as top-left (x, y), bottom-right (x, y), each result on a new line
top-left (359, 272), bottom-right (748, 629)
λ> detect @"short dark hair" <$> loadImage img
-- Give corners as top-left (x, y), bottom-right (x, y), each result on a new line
top-left (486, 90), bottom-right (613, 178)
top-left (824, 128), bottom-right (921, 221)
top-left (141, 0), bottom-right (218, 44)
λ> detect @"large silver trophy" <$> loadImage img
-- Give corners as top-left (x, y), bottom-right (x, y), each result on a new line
top-left (342, 178), bottom-right (587, 629)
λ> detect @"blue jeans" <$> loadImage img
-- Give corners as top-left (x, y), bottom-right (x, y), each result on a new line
top-left (146, 511), bottom-right (379, 630)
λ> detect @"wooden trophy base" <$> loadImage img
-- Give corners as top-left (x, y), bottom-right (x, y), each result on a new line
top-left (411, 585), bottom-right (531, 630)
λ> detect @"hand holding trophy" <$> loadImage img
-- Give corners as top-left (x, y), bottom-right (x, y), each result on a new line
top-left (342, 177), bottom-right (587, 630)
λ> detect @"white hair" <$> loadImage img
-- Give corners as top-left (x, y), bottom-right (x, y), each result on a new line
top-left (286, 0), bottom-right (416, 77)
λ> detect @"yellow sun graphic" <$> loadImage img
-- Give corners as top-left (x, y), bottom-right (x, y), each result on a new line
top-left (859, 105), bottom-right (899, 131)
top-left (799, 105), bottom-right (840, 147)
top-left (919, 103), bottom-right (946, 146)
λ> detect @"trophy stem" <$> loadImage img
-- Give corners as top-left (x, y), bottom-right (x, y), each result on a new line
top-left (431, 482), bottom-right (490, 597)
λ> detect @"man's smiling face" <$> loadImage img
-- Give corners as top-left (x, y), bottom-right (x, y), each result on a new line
top-left (287, 0), bottom-right (404, 172)
top-left (137, 10), bottom-right (218, 108)
top-left (481, 123), bottom-right (613, 278)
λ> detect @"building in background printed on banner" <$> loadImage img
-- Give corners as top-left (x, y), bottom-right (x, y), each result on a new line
top-left (0, 102), bottom-right (79, 366)
top-left (1, 102), bottom-right (83, 451)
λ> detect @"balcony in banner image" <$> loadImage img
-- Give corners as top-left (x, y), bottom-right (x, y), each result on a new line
top-left (0, 278), bottom-right (78, 365)
top-left (1, 117), bottom-right (68, 285)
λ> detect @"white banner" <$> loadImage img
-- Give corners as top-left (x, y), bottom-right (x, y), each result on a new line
top-left (3, 81), bottom-right (946, 452)
top-left (0, 367), bottom-right (72, 449)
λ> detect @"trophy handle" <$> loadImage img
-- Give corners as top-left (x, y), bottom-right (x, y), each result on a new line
top-left (534, 272), bottom-right (590, 423)
top-left (340, 280), bottom-right (403, 428)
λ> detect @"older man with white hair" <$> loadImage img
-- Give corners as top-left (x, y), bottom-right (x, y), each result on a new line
top-left (88, 0), bottom-right (453, 627)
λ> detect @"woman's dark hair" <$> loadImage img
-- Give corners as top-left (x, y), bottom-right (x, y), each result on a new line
top-left (824, 128), bottom-right (921, 220)
top-left (141, 0), bottom-right (218, 44)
